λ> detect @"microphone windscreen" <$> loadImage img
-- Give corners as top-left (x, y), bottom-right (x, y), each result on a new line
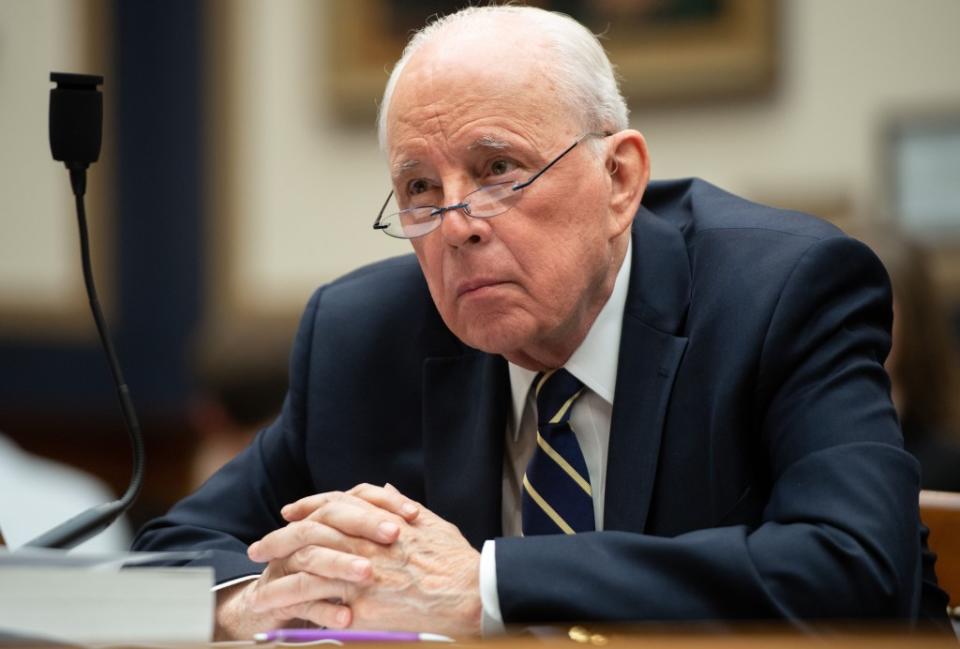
top-left (49, 73), bottom-right (103, 166)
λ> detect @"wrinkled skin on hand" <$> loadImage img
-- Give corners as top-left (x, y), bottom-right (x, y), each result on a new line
top-left (214, 484), bottom-right (481, 640)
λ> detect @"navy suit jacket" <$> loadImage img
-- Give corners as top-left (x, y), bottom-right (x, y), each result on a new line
top-left (134, 178), bottom-right (947, 625)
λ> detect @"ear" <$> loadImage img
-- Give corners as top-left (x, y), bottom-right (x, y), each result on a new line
top-left (605, 129), bottom-right (650, 239)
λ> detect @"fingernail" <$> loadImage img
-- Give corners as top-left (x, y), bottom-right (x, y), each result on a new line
top-left (351, 558), bottom-right (370, 577)
top-left (378, 521), bottom-right (399, 540)
top-left (280, 505), bottom-right (291, 517)
top-left (336, 608), bottom-right (350, 626)
top-left (401, 502), bottom-right (418, 516)
top-left (248, 542), bottom-right (261, 559)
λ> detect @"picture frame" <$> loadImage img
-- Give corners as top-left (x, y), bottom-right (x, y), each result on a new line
top-left (884, 107), bottom-right (960, 238)
top-left (325, 0), bottom-right (778, 125)
top-left (881, 106), bottom-right (960, 302)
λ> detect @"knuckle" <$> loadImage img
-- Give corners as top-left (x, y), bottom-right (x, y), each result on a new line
top-left (290, 545), bottom-right (313, 570)
top-left (304, 494), bottom-right (332, 519)
top-left (335, 551), bottom-right (358, 577)
top-left (303, 546), bottom-right (331, 576)
top-left (294, 571), bottom-right (311, 600)
top-left (328, 549), bottom-right (346, 570)
top-left (278, 602), bottom-right (305, 621)
top-left (291, 496), bottom-right (316, 513)
top-left (291, 520), bottom-right (312, 546)
top-left (338, 580), bottom-right (353, 605)
top-left (350, 482), bottom-right (374, 495)
top-left (309, 492), bottom-right (343, 519)
top-left (326, 526), bottom-right (347, 547)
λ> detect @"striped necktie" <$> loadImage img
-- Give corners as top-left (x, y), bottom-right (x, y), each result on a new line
top-left (521, 368), bottom-right (595, 535)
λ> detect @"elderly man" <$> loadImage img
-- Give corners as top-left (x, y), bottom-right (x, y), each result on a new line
top-left (134, 5), bottom-right (946, 638)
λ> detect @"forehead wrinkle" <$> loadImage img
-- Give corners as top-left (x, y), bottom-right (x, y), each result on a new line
top-left (388, 39), bottom-right (568, 174)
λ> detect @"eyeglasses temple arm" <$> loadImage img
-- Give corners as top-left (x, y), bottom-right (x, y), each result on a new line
top-left (373, 190), bottom-right (394, 229)
top-left (512, 140), bottom-right (581, 190)
top-left (512, 131), bottom-right (612, 190)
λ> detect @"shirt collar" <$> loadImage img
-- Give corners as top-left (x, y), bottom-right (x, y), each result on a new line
top-left (506, 239), bottom-right (633, 440)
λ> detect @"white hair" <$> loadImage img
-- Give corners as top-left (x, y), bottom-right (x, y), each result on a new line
top-left (376, 5), bottom-right (629, 150)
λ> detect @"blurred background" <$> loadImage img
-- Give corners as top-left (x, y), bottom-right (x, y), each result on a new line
top-left (1, 0), bottom-right (958, 542)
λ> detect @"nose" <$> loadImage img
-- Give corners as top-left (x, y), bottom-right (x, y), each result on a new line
top-left (438, 188), bottom-right (491, 248)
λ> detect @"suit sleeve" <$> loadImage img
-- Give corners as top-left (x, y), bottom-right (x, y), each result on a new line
top-left (131, 288), bottom-right (324, 584)
top-left (495, 236), bottom-right (926, 623)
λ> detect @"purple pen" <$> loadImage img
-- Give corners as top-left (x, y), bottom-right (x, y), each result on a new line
top-left (253, 629), bottom-right (454, 644)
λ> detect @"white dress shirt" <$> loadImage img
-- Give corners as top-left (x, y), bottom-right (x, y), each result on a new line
top-left (479, 241), bottom-right (632, 633)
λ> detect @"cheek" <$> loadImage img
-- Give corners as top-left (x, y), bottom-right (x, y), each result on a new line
top-left (513, 203), bottom-right (609, 286)
top-left (412, 241), bottom-right (443, 295)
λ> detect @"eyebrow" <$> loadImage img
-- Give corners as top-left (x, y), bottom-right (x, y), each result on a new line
top-left (391, 158), bottom-right (420, 179)
top-left (390, 135), bottom-right (514, 179)
top-left (468, 135), bottom-right (511, 151)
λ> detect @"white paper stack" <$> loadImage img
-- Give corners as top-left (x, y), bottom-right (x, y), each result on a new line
top-left (0, 549), bottom-right (214, 644)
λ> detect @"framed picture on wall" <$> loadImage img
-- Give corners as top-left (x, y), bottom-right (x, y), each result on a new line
top-left (882, 107), bottom-right (960, 303)
top-left (885, 108), bottom-right (960, 237)
top-left (325, 0), bottom-right (779, 125)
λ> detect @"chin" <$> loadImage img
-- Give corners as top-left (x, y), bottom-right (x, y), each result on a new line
top-left (450, 312), bottom-right (536, 356)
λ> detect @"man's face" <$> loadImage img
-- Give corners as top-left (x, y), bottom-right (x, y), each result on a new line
top-left (386, 35), bottom-right (628, 368)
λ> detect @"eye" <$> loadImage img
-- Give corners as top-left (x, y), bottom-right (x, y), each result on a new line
top-left (406, 178), bottom-right (431, 196)
top-left (487, 158), bottom-right (517, 178)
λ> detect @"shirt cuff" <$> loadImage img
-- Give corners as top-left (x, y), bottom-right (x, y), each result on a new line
top-left (211, 573), bottom-right (259, 592)
top-left (479, 539), bottom-right (506, 636)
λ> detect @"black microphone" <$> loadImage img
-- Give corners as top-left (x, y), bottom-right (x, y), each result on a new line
top-left (49, 72), bottom-right (103, 169)
top-left (23, 73), bottom-right (145, 550)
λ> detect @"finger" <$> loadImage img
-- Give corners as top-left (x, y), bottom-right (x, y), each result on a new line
top-left (248, 571), bottom-right (350, 615)
top-left (286, 545), bottom-right (372, 582)
top-left (251, 505), bottom-right (400, 563)
top-left (281, 493), bottom-right (341, 522)
top-left (278, 599), bottom-right (352, 629)
top-left (305, 496), bottom-right (403, 544)
top-left (349, 482), bottom-right (420, 522)
top-left (249, 519), bottom-right (350, 563)
top-left (282, 490), bottom-right (385, 522)
top-left (283, 485), bottom-right (419, 523)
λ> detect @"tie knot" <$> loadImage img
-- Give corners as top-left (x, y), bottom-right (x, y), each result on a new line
top-left (534, 368), bottom-right (584, 427)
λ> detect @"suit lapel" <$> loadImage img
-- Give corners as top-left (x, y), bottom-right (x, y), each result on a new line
top-left (422, 351), bottom-right (508, 550)
top-left (604, 207), bottom-right (691, 534)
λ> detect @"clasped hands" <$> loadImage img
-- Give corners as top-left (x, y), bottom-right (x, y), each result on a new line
top-left (215, 484), bottom-right (482, 639)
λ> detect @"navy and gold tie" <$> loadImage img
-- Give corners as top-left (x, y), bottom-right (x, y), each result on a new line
top-left (521, 368), bottom-right (595, 535)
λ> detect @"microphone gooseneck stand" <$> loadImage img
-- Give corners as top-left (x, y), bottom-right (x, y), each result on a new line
top-left (22, 72), bottom-right (144, 550)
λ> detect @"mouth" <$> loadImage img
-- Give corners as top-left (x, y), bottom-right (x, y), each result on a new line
top-left (456, 278), bottom-right (507, 298)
